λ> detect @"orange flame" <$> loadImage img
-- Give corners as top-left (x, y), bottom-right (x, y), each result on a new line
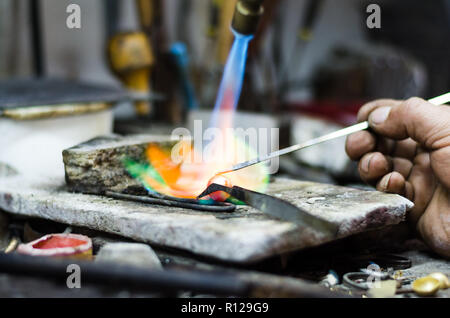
top-left (132, 114), bottom-right (269, 200)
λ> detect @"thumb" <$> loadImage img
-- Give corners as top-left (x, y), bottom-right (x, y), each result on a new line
top-left (368, 97), bottom-right (450, 150)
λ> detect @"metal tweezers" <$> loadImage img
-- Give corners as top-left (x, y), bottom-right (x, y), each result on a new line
top-left (198, 183), bottom-right (339, 236)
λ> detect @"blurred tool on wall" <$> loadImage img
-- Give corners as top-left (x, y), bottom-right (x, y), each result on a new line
top-left (106, 0), bottom-right (155, 117)
top-left (145, 0), bottom-right (182, 124)
top-left (167, 0), bottom-right (200, 117)
top-left (0, 0), bottom-right (43, 78)
top-left (276, 0), bottom-right (324, 100)
top-left (169, 42), bottom-right (199, 114)
top-left (30, 0), bottom-right (45, 77)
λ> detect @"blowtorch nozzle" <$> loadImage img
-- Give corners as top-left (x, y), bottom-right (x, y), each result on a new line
top-left (231, 0), bottom-right (265, 35)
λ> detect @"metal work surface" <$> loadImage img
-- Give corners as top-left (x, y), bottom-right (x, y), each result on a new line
top-left (0, 176), bottom-right (412, 263)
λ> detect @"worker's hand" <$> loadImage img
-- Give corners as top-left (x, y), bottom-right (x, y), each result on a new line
top-left (346, 97), bottom-right (450, 258)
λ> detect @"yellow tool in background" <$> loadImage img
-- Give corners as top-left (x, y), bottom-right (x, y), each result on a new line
top-left (135, 0), bottom-right (155, 33)
top-left (107, 0), bottom-right (157, 117)
top-left (107, 31), bottom-right (155, 116)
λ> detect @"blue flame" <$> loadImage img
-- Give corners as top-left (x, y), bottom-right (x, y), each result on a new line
top-left (209, 31), bottom-right (254, 128)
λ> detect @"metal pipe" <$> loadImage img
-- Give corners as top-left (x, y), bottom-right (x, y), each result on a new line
top-left (231, 0), bottom-right (265, 35)
top-left (0, 253), bottom-right (249, 296)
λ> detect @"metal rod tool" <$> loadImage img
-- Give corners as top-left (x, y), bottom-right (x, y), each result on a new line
top-left (220, 93), bottom-right (450, 174)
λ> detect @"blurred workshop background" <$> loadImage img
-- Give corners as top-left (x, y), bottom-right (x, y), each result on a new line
top-left (0, 0), bottom-right (449, 183)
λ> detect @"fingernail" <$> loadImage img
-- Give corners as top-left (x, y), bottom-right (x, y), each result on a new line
top-left (369, 107), bottom-right (391, 125)
top-left (362, 154), bottom-right (373, 173)
top-left (380, 173), bottom-right (392, 191)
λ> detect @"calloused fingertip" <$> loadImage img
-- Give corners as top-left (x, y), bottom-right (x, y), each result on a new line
top-left (359, 153), bottom-right (374, 175)
top-left (360, 152), bottom-right (392, 179)
top-left (376, 171), bottom-right (405, 194)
